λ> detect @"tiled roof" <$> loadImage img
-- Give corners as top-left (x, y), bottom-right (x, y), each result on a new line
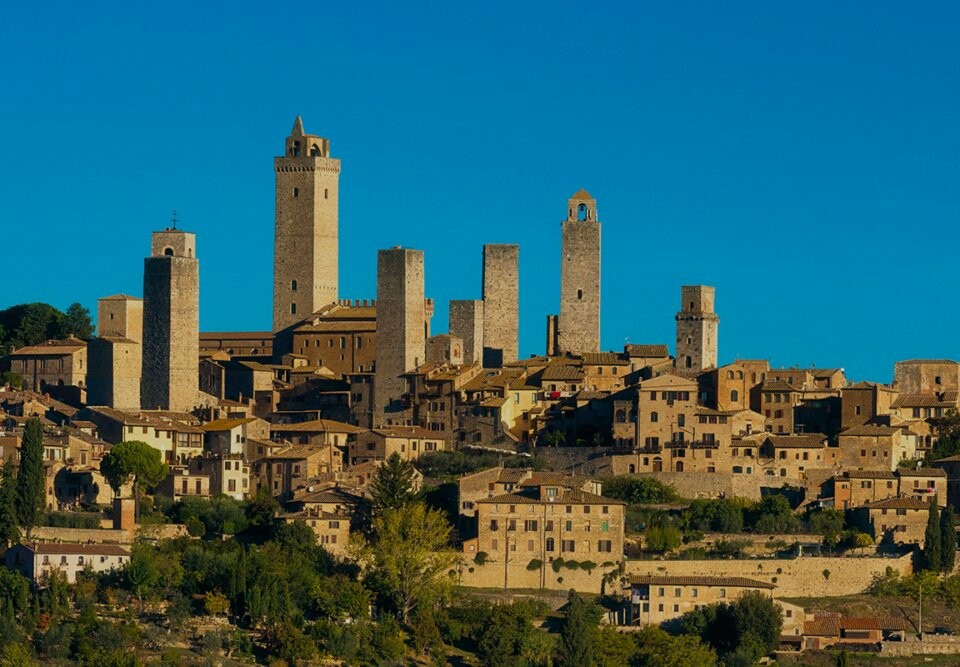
top-left (627, 575), bottom-right (774, 590)
top-left (518, 471), bottom-right (591, 488)
top-left (804, 617), bottom-right (840, 636)
top-left (202, 417), bottom-right (257, 431)
top-left (891, 393), bottom-right (959, 408)
top-left (20, 542), bottom-right (129, 556)
top-left (575, 391), bottom-right (608, 401)
top-left (371, 426), bottom-right (440, 439)
top-left (768, 434), bottom-right (827, 449)
top-left (862, 497), bottom-right (929, 510)
top-left (897, 467), bottom-right (946, 478)
top-left (10, 337), bottom-right (87, 355)
top-left (271, 419), bottom-right (362, 434)
top-left (839, 425), bottom-right (904, 437)
top-left (843, 470), bottom-right (897, 479)
top-left (838, 616), bottom-right (908, 631)
top-left (541, 365), bottom-right (585, 381)
top-left (760, 380), bottom-right (796, 392)
top-left (581, 352), bottom-right (628, 366)
top-left (897, 359), bottom-right (957, 365)
top-left (497, 469), bottom-right (530, 484)
top-left (624, 344), bottom-right (669, 358)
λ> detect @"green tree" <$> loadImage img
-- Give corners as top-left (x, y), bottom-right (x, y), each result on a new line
top-left (929, 413), bottom-right (960, 461)
top-left (924, 496), bottom-right (942, 572)
top-left (645, 524), bottom-right (681, 553)
top-left (558, 591), bottom-right (603, 666)
top-left (369, 452), bottom-right (416, 515)
top-left (685, 498), bottom-right (744, 533)
top-left (0, 372), bottom-right (23, 389)
top-left (678, 590), bottom-right (781, 662)
top-left (64, 302), bottom-right (94, 339)
top-left (15, 418), bottom-right (45, 533)
top-left (942, 504), bottom-right (956, 573)
top-left (125, 547), bottom-right (160, 600)
top-left (603, 476), bottom-right (679, 504)
top-left (362, 502), bottom-right (457, 624)
top-left (0, 458), bottom-right (20, 548)
top-left (749, 494), bottom-right (800, 533)
top-left (100, 440), bottom-right (168, 519)
top-left (631, 625), bottom-right (717, 667)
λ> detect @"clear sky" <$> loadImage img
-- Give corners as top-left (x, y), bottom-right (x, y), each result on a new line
top-left (2, 2), bottom-right (958, 382)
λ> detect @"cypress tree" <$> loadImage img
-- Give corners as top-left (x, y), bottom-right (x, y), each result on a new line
top-left (923, 496), bottom-right (942, 572)
top-left (15, 418), bottom-right (45, 533)
top-left (369, 453), bottom-right (416, 515)
top-left (941, 505), bottom-right (956, 573)
top-left (0, 458), bottom-right (21, 548)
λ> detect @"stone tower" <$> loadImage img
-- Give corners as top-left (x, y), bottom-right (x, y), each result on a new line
top-left (558, 189), bottom-right (601, 354)
top-left (374, 248), bottom-right (426, 418)
top-left (273, 116), bottom-right (341, 332)
top-left (87, 295), bottom-right (143, 410)
top-left (142, 229), bottom-right (199, 411)
top-left (675, 285), bottom-right (719, 373)
top-left (449, 300), bottom-right (484, 365)
top-left (481, 244), bottom-right (519, 367)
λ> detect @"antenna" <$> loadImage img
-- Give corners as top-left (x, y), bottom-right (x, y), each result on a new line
top-left (171, 209), bottom-right (179, 230)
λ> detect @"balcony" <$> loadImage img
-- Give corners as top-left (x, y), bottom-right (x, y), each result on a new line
top-left (664, 439), bottom-right (720, 450)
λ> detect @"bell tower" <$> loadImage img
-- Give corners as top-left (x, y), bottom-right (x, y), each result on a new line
top-left (558, 189), bottom-right (601, 354)
top-left (273, 116), bottom-right (341, 332)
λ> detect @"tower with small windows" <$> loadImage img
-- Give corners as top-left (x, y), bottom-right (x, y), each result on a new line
top-left (558, 189), bottom-right (601, 354)
top-left (273, 116), bottom-right (341, 332)
top-left (142, 228), bottom-right (199, 411)
top-left (675, 285), bottom-right (719, 373)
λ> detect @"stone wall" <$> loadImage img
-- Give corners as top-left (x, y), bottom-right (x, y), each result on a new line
top-left (624, 553), bottom-right (913, 598)
top-left (458, 555), bottom-right (613, 594)
top-left (482, 244), bottom-right (519, 367)
top-left (449, 300), bottom-right (484, 366)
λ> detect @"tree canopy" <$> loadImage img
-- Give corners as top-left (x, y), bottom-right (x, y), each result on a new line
top-left (369, 452), bottom-right (416, 515)
top-left (0, 302), bottom-right (94, 352)
top-left (15, 418), bottom-right (45, 533)
top-left (100, 441), bottom-right (168, 520)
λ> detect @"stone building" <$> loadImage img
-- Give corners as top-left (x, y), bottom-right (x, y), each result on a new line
top-left (426, 334), bottom-right (464, 365)
top-left (558, 189), bottom-right (601, 354)
top-left (705, 360), bottom-right (770, 412)
top-left (841, 381), bottom-right (898, 430)
top-left (449, 300), bottom-right (484, 365)
top-left (273, 116), bottom-right (341, 332)
top-left (5, 543), bottom-right (130, 584)
top-left (623, 575), bottom-right (775, 626)
top-left (5, 337), bottom-right (87, 394)
top-left (458, 468), bottom-right (602, 520)
top-left (838, 424), bottom-right (918, 471)
top-left (141, 228), bottom-right (199, 412)
top-left (482, 244), bottom-right (519, 367)
top-left (893, 359), bottom-right (960, 395)
top-left (853, 496), bottom-right (930, 546)
top-left (675, 285), bottom-right (719, 373)
top-left (348, 426), bottom-right (445, 464)
top-left (374, 248), bottom-right (426, 418)
top-left (87, 294), bottom-right (143, 410)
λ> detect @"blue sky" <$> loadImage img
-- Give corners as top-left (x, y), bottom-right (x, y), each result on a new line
top-left (1, 2), bottom-right (958, 382)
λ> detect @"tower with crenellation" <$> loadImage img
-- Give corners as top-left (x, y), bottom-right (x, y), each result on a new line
top-left (675, 285), bottom-right (719, 373)
top-left (273, 116), bottom-right (341, 332)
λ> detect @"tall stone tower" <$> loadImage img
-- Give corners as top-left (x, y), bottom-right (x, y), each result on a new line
top-left (142, 229), bottom-right (199, 411)
top-left (481, 244), bottom-right (519, 367)
top-left (449, 300), bottom-right (484, 365)
top-left (273, 116), bottom-right (341, 332)
top-left (374, 248), bottom-right (426, 418)
top-left (87, 295), bottom-right (143, 410)
top-left (675, 285), bottom-right (719, 373)
top-left (558, 189), bottom-right (601, 354)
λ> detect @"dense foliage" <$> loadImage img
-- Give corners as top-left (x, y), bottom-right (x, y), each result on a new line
top-left (15, 418), bottom-right (45, 533)
top-left (677, 590), bottom-right (783, 663)
top-left (0, 302), bottom-right (94, 352)
top-left (602, 476), bottom-right (680, 505)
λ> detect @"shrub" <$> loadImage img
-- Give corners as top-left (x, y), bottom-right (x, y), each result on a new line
top-left (580, 560), bottom-right (597, 573)
top-left (552, 558), bottom-right (565, 573)
top-left (474, 551), bottom-right (488, 566)
top-left (527, 559), bottom-right (543, 571)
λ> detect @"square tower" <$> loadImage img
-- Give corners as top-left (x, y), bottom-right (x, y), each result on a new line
top-left (558, 189), bottom-right (601, 354)
top-left (449, 300), bottom-right (484, 365)
top-left (273, 116), bottom-right (341, 332)
top-left (675, 285), bottom-right (719, 373)
top-left (374, 248), bottom-right (426, 417)
top-left (88, 295), bottom-right (143, 410)
top-left (482, 244), bottom-right (519, 367)
top-left (142, 228), bottom-right (200, 412)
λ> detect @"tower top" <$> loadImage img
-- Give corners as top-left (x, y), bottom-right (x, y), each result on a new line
top-left (566, 189), bottom-right (598, 222)
top-left (281, 116), bottom-right (332, 159)
top-left (151, 228), bottom-right (196, 259)
top-left (291, 115), bottom-right (305, 136)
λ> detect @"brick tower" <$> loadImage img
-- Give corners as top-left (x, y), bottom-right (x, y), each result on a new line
top-left (675, 285), bottom-right (719, 373)
top-left (273, 116), bottom-right (341, 332)
top-left (141, 228), bottom-right (199, 411)
top-left (558, 189), bottom-right (601, 354)
top-left (374, 248), bottom-right (426, 418)
top-left (481, 244), bottom-right (519, 367)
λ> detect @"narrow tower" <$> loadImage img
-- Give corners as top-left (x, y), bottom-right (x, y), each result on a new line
top-left (481, 244), bottom-right (519, 367)
top-left (142, 228), bottom-right (199, 411)
top-left (449, 300), bottom-right (484, 365)
top-left (374, 248), bottom-right (426, 418)
top-left (273, 116), bottom-right (341, 332)
top-left (87, 295), bottom-right (143, 410)
top-left (558, 189), bottom-right (601, 354)
top-left (675, 285), bottom-right (719, 373)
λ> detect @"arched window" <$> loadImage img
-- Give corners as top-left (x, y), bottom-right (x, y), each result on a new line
top-left (731, 389), bottom-right (739, 403)
top-left (675, 461), bottom-right (685, 472)
top-left (727, 370), bottom-right (735, 379)
top-left (163, 247), bottom-right (174, 256)
top-left (546, 537), bottom-right (555, 552)
top-left (628, 464), bottom-right (636, 474)
top-left (650, 411), bottom-right (659, 423)
top-left (615, 409), bottom-right (626, 423)
top-left (737, 371), bottom-right (744, 379)
top-left (291, 280), bottom-right (298, 291)
top-left (629, 409), bottom-right (637, 423)
top-left (577, 203), bottom-right (587, 221)
top-left (311, 143), bottom-right (321, 156)
top-left (292, 141), bottom-right (301, 157)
